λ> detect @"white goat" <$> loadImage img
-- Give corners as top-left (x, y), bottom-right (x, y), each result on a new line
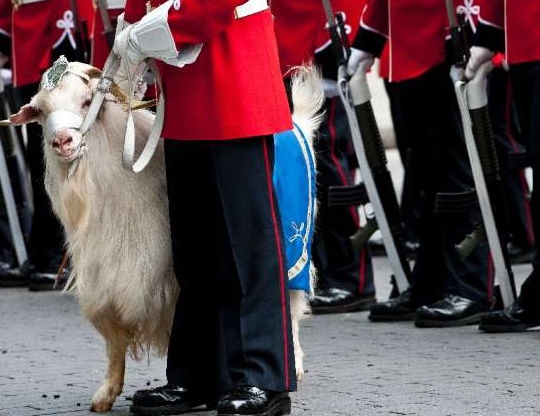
top-left (8, 62), bottom-right (324, 412)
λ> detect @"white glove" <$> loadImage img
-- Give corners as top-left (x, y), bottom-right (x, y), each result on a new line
top-left (465, 46), bottom-right (495, 80)
top-left (113, 24), bottom-right (146, 68)
top-left (346, 47), bottom-right (374, 77)
top-left (112, 2), bottom-right (202, 68)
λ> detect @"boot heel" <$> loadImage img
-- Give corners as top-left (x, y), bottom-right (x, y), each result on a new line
top-left (276, 397), bottom-right (291, 415)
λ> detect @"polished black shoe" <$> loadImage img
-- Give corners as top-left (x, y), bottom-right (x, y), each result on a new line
top-left (0, 262), bottom-right (28, 287)
top-left (479, 302), bottom-right (540, 333)
top-left (309, 287), bottom-right (376, 314)
top-left (507, 242), bottom-right (536, 265)
top-left (130, 384), bottom-right (214, 415)
top-left (28, 271), bottom-right (67, 291)
top-left (217, 386), bottom-right (290, 416)
top-left (368, 289), bottom-right (422, 322)
top-left (415, 295), bottom-right (489, 328)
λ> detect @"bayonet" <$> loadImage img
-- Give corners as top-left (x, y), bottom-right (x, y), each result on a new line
top-left (321, 0), bottom-right (412, 294)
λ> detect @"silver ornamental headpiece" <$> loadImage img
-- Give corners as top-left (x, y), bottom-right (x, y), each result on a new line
top-left (42, 55), bottom-right (70, 90)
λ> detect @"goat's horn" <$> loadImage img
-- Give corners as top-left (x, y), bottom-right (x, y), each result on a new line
top-left (0, 119), bottom-right (12, 126)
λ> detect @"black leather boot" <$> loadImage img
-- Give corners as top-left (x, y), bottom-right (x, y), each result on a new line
top-left (368, 289), bottom-right (423, 322)
top-left (415, 295), bottom-right (489, 328)
top-left (479, 301), bottom-right (540, 333)
top-left (217, 386), bottom-right (291, 416)
top-left (309, 287), bottom-right (376, 314)
top-left (130, 384), bottom-right (215, 415)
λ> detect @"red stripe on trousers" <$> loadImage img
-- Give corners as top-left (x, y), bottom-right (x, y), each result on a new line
top-left (261, 137), bottom-right (290, 389)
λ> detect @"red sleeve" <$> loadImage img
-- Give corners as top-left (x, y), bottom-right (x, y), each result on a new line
top-left (125, 0), bottom-right (246, 46)
top-left (477, 0), bottom-right (503, 29)
top-left (352, 0), bottom-right (387, 57)
top-left (361, 0), bottom-right (388, 37)
top-left (474, 0), bottom-right (504, 52)
top-left (0, 0), bottom-right (12, 56)
top-left (77, 0), bottom-right (96, 31)
top-left (272, 1), bottom-right (321, 73)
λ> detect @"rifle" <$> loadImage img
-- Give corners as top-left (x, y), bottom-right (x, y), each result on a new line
top-left (322, 0), bottom-right (412, 294)
top-left (96, 0), bottom-right (116, 50)
top-left (0, 71), bottom-right (29, 266)
top-left (70, 0), bottom-right (91, 63)
top-left (446, 0), bottom-right (516, 307)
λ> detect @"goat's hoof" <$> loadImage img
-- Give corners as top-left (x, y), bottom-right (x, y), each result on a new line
top-left (91, 384), bottom-right (120, 412)
top-left (90, 402), bottom-right (113, 412)
top-left (296, 366), bottom-right (305, 381)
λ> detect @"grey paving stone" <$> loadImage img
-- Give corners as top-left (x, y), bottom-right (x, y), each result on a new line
top-left (0, 258), bottom-right (537, 416)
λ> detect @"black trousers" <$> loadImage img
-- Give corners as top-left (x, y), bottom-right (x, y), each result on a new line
top-left (312, 96), bottom-right (374, 295)
top-left (487, 67), bottom-right (534, 251)
top-left (164, 136), bottom-right (296, 395)
top-left (508, 60), bottom-right (540, 313)
top-left (385, 80), bottom-right (423, 246)
top-left (389, 63), bottom-right (492, 304)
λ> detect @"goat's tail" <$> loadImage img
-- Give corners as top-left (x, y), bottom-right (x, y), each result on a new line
top-left (289, 65), bottom-right (326, 141)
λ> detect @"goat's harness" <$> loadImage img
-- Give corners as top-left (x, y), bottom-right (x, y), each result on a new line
top-left (42, 53), bottom-right (165, 178)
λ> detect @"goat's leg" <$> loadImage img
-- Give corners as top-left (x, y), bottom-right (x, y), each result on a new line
top-left (289, 289), bottom-right (309, 381)
top-left (90, 319), bottom-right (130, 412)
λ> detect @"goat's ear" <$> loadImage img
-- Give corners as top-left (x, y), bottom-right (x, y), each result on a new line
top-left (9, 104), bottom-right (40, 125)
top-left (85, 67), bottom-right (102, 80)
top-left (85, 67), bottom-right (103, 94)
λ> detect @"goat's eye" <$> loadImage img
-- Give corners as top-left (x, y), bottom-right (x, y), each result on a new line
top-left (83, 99), bottom-right (92, 107)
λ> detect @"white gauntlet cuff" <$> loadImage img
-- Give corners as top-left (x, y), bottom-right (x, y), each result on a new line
top-left (129, 0), bottom-right (202, 66)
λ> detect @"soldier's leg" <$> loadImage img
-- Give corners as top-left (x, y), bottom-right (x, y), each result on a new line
top-left (394, 64), bottom-right (491, 326)
top-left (487, 67), bottom-right (534, 264)
top-left (310, 96), bottom-right (375, 314)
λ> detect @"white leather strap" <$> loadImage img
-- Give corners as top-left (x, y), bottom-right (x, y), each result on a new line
top-left (79, 52), bottom-right (121, 136)
top-left (44, 110), bottom-right (83, 140)
top-left (234, 0), bottom-right (268, 19)
top-left (122, 59), bottom-right (165, 173)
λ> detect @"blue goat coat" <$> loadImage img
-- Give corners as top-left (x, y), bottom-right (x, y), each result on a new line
top-left (274, 125), bottom-right (316, 292)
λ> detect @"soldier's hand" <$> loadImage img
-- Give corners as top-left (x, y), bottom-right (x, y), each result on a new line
top-left (11, 0), bottom-right (21, 9)
top-left (346, 48), bottom-right (374, 77)
top-left (465, 46), bottom-right (495, 80)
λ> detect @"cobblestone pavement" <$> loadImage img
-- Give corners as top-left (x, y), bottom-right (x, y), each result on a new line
top-left (1, 257), bottom-right (538, 416)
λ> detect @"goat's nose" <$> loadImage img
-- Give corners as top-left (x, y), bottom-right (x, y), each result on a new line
top-left (52, 134), bottom-right (73, 149)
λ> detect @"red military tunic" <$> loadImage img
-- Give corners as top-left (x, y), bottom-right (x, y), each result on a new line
top-left (477, 0), bottom-right (540, 64)
top-left (0, 0), bottom-right (11, 55)
top-left (272, 0), bottom-right (365, 75)
top-left (9, 0), bottom-right (94, 87)
top-left (124, 0), bottom-right (292, 141)
top-left (358, 0), bottom-right (480, 82)
top-left (91, 0), bottom-right (125, 69)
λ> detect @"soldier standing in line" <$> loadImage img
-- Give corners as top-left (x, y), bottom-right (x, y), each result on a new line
top-left (348, 0), bottom-right (493, 327)
top-left (272, 1), bottom-right (377, 314)
top-left (466, 0), bottom-right (540, 332)
top-left (112, 1), bottom-right (296, 415)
